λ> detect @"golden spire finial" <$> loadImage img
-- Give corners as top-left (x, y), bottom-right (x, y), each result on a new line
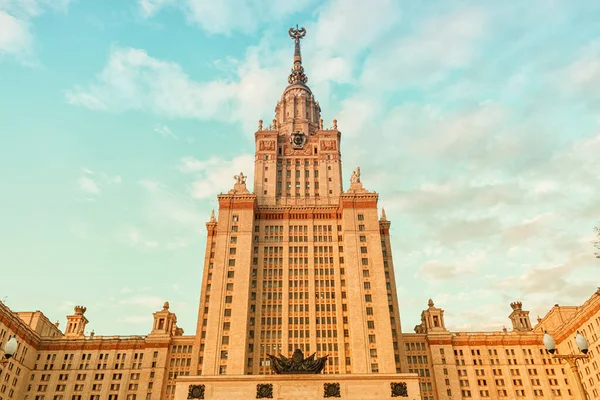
top-left (288, 26), bottom-right (308, 85)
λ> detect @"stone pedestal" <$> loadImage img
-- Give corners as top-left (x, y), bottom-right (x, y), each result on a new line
top-left (175, 373), bottom-right (421, 400)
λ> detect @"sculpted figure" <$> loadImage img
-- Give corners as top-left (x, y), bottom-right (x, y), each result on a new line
top-left (234, 172), bottom-right (247, 185)
top-left (267, 349), bottom-right (328, 374)
top-left (350, 166), bottom-right (361, 184)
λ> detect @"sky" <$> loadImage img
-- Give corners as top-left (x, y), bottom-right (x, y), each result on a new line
top-left (1, 0), bottom-right (599, 337)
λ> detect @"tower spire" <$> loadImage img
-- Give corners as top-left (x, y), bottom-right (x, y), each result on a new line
top-left (288, 25), bottom-right (308, 86)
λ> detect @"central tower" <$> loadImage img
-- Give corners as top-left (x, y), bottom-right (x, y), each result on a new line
top-left (253, 26), bottom-right (343, 206)
top-left (192, 27), bottom-right (407, 379)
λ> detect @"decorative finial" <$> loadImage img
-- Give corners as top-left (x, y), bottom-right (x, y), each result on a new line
top-left (90, 330), bottom-right (95, 337)
top-left (55, 320), bottom-right (60, 327)
top-left (428, 299), bottom-right (434, 308)
top-left (258, 119), bottom-right (263, 130)
top-left (209, 209), bottom-right (216, 223)
top-left (510, 301), bottom-right (523, 311)
top-left (333, 119), bottom-right (337, 129)
top-left (163, 301), bottom-right (170, 310)
top-left (74, 305), bottom-right (87, 315)
top-left (288, 26), bottom-right (308, 85)
top-left (319, 119), bottom-right (323, 129)
top-left (537, 315), bottom-right (542, 323)
top-left (381, 208), bottom-right (387, 221)
top-left (234, 172), bottom-right (247, 185)
top-left (502, 326), bottom-right (508, 333)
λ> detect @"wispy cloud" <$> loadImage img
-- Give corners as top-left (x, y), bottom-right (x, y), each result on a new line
top-left (77, 176), bottom-right (100, 195)
top-left (137, 0), bottom-right (317, 35)
top-left (154, 125), bottom-right (178, 139)
top-left (178, 154), bottom-right (254, 199)
top-left (0, 0), bottom-right (74, 63)
top-left (118, 226), bottom-right (160, 249)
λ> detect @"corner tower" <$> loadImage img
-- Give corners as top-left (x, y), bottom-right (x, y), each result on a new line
top-left (65, 305), bottom-right (88, 338)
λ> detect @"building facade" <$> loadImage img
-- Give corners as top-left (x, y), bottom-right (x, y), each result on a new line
top-left (1, 27), bottom-right (599, 400)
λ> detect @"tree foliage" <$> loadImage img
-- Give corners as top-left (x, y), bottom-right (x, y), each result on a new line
top-left (595, 226), bottom-right (600, 259)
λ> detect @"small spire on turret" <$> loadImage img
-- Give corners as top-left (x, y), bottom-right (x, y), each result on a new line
top-left (209, 209), bottom-right (216, 223)
top-left (381, 208), bottom-right (387, 221)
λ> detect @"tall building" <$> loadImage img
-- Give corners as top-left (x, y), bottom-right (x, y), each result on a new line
top-left (0, 27), bottom-right (599, 400)
top-left (190, 25), bottom-right (406, 379)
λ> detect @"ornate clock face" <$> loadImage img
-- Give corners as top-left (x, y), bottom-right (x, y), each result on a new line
top-left (291, 131), bottom-right (306, 149)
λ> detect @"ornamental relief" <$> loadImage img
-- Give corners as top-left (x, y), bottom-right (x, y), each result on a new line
top-left (320, 140), bottom-right (337, 151)
top-left (284, 146), bottom-right (313, 156)
top-left (258, 140), bottom-right (276, 151)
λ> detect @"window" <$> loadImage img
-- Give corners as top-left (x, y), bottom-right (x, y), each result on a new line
top-left (358, 214), bottom-right (364, 220)
top-left (232, 215), bottom-right (239, 222)
top-left (231, 226), bottom-right (238, 232)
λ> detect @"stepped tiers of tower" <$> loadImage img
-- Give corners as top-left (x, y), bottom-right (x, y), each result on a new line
top-left (2, 27), bottom-right (600, 400)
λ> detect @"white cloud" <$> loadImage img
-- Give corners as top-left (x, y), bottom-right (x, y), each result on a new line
top-left (0, 0), bottom-right (73, 62)
top-left (178, 154), bottom-right (254, 199)
top-left (77, 176), bottom-right (100, 195)
top-left (0, 11), bottom-right (32, 57)
top-left (139, 0), bottom-right (317, 35)
top-left (154, 125), bottom-right (178, 139)
top-left (417, 250), bottom-right (487, 282)
top-left (360, 7), bottom-right (487, 89)
top-left (137, 178), bottom-right (207, 233)
top-left (120, 226), bottom-right (161, 249)
top-left (65, 46), bottom-right (238, 121)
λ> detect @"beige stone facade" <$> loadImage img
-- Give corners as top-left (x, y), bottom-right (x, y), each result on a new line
top-left (1, 27), bottom-right (600, 400)
top-left (404, 289), bottom-right (600, 399)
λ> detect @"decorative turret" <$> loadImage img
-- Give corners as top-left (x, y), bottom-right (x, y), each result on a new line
top-left (65, 305), bottom-right (88, 338)
top-left (509, 300), bottom-right (532, 332)
top-left (149, 300), bottom-right (182, 336)
top-left (414, 299), bottom-right (448, 334)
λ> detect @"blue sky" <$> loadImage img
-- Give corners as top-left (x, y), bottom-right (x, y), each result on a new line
top-left (1, 0), bottom-right (599, 336)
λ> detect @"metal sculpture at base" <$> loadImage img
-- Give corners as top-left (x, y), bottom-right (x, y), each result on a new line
top-left (390, 382), bottom-right (408, 397)
top-left (188, 384), bottom-right (205, 399)
top-left (324, 382), bottom-right (341, 398)
top-left (256, 383), bottom-right (273, 399)
top-left (267, 348), bottom-right (329, 374)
